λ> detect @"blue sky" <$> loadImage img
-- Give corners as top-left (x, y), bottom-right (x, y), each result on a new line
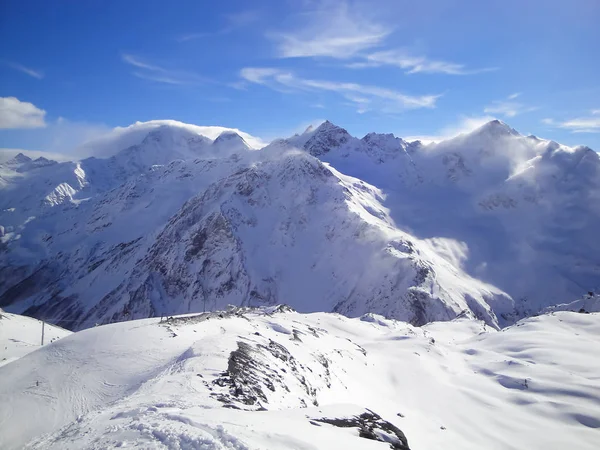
top-left (1, 0), bottom-right (599, 156)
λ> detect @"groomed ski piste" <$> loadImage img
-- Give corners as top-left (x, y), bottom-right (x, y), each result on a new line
top-left (1, 306), bottom-right (599, 450)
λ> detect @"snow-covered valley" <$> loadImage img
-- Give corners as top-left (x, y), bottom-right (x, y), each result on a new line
top-left (1, 307), bottom-right (599, 449)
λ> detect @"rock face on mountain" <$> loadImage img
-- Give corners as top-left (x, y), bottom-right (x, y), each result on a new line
top-left (0, 120), bottom-right (598, 330)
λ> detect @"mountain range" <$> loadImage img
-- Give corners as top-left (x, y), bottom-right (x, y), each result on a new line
top-left (1, 119), bottom-right (598, 330)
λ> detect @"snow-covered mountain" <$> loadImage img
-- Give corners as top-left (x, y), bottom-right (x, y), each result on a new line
top-left (0, 119), bottom-right (598, 330)
top-left (287, 120), bottom-right (600, 317)
top-left (1, 307), bottom-right (598, 449)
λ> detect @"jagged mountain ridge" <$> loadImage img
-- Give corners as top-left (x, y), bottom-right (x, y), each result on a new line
top-left (0, 119), bottom-right (598, 330)
top-left (287, 120), bottom-right (600, 316)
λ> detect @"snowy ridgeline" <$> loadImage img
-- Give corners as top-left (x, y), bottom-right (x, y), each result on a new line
top-left (1, 119), bottom-right (599, 331)
top-left (0, 307), bottom-right (599, 449)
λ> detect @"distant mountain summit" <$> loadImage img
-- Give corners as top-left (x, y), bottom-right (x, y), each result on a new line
top-left (6, 153), bottom-right (32, 165)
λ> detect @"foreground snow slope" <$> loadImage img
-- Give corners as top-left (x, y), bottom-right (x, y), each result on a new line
top-left (0, 308), bottom-right (598, 449)
top-left (0, 309), bottom-right (71, 367)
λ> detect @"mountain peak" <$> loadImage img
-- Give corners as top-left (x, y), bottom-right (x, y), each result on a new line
top-left (7, 153), bottom-right (33, 165)
top-left (33, 156), bottom-right (57, 165)
top-left (214, 130), bottom-right (243, 142)
top-left (362, 132), bottom-right (402, 144)
top-left (213, 131), bottom-right (249, 148)
top-left (316, 120), bottom-right (345, 132)
top-left (140, 125), bottom-right (183, 145)
top-left (302, 120), bottom-right (352, 156)
top-left (475, 119), bottom-right (520, 137)
top-left (361, 132), bottom-right (409, 156)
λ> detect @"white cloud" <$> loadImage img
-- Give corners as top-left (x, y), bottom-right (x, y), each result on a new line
top-left (121, 53), bottom-right (208, 85)
top-left (239, 67), bottom-right (282, 84)
top-left (0, 118), bottom-right (266, 161)
top-left (240, 67), bottom-right (439, 113)
top-left (405, 115), bottom-right (496, 143)
top-left (558, 117), bottom-right (600, 133)
top-left (484, 94), bottom-right (537, 118)
top-left (4, 61), bottom-right (44, 79)
top-left (541, 114), bottom-right (600, 133)
top-left (484, 102), bottom-right (520, 117)
top-left (441, 116), bottom-right (497, 137)
top-left (74, 120), bottom-right (266, 157)
top-left (266, 2), bottom-right (496, 76)
top-left (45, 118), bottom-right (113, 155)
top-left (349, 50), bottom-right (497, 75)
top-left (121, 54), bottom-right (163, 72)
top-left (0, 116), bottom-right (112, 159)
top-left (0, 97), bottom-right (46, 129)
top-left (271, 2), bottom-right (389, 58)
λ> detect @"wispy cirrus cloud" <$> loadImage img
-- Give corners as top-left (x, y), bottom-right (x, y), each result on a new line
top-left (0, 97), bottom-right (46, 129)
top-left (268, 1), bottom-right (495, 76)
top-left (348, 50), bottom-right (497, 75)
top-left (269, 2), bottom-right (389, 59)
top-left (3, 61), bottom-right (44, 79)
top-left (178, 10), bottom-right (260, 42)
top-left (239, 67), bottom-right (439, 113)
top-left (121, 53), bottom-right (209, 85)
top-left (484, 93), bottom-right (537, 118)
top-left (542, 110), bottom-right (600, 133)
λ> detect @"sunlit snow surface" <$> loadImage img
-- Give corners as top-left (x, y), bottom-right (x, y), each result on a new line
top-left (0, 310), bottom-right (71, 367)
top-left (1, 308), bottom-right (599, 449)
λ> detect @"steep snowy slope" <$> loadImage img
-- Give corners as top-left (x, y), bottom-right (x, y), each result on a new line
top-left (0, 124), bottom-right (261, 294)
top-left (1, 141), bottom-right (512, 330)
top-left (0, 308), bottom-right (598, 449)
top-left (289, 120), bottom-right (600, 317)
top-left (0, 309), bottom-right (71, 367)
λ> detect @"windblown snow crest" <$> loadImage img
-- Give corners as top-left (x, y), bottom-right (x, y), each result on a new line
top-left (0, 120), bottom-right (598, 330)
